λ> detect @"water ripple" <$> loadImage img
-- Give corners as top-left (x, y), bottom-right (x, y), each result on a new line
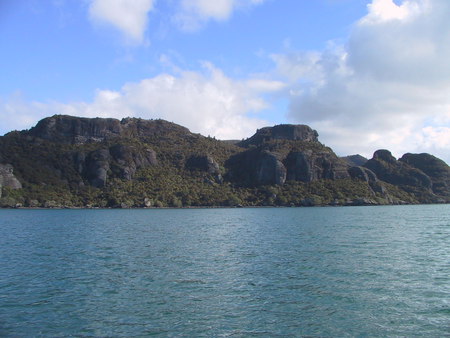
top-left (0, 205), bottom-right (449, 336)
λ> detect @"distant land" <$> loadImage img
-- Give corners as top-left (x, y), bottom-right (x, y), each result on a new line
top-left (0, 115), bottom-right (449, 208)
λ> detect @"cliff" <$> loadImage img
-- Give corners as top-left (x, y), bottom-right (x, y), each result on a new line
top-left (26, 115), bottom-right (192, 144)
top-left (0, 115), bottom-right (448, 208)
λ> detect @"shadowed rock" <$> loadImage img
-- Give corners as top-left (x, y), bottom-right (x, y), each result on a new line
top-left (185, 155), bottom-right (220, 175)
top-left (110, 145), bottom-right (157, 180)
top-left (341, 154), bottom-right (368, 167)
top-left (365, 150), bottom-right (432, 189)
top-left (86, 149), bottom-right (110, 187)
top-left (285, 151), bottom-right (348, 182)
top-left (256, 151), bottom-right (287, 185)
top-left (400, 153), bottom-right (450, 197)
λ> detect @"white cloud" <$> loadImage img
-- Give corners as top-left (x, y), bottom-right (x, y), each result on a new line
top-left (87, 0), bottom-right (267, 41)
top-left (0, 64), bottom-right (284, 140)
top-left (89, 0), bottom-right (155, 44)
top-left (362, 0), bottom-right (425, 23)
top-left (175, 0), bottom-right (266, 31)
top-left (274, 0), bottom-right (450, 164)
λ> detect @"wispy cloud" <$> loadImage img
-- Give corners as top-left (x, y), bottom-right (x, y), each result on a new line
top-left (174, 0), bottom-right (266, 31)
top-left (88, 0), bottom-right (155, 44)
top-left (87, 0), bottom-right (267, 42)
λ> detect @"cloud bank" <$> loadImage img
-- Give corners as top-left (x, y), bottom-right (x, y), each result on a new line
top-left (274, 0), bottom-right (450, 162)
top-left (0, 64), bottom-right (284, 140)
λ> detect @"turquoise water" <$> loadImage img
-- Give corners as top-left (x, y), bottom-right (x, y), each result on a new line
top-left (0, 205), bottom-right (449, 336)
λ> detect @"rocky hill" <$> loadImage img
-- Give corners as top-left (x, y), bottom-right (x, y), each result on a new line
top-left (0, 115), bottom-right (448, 208)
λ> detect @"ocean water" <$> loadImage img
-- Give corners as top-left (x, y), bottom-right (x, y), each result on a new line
top-left (0, 205), bottom-right (449, 337)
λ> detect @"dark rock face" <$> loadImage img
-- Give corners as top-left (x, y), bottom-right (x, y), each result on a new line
top-left (27, 115), bottom-right (191, 144)
top-left (74, 145), bottom-right (158, 186)
top-left (348, 166), bottom-right (389, 197)
top-left (28, 115), bottom-right (122, 143)
top-left (86, 149), bottom-right (111, 187)
top-left (185, 155), bottom-right (220, 175)
top-left (365, 150), bottom-right (432, 189)
top-left (229, 123), bottom-right (348, 186)
top-left (256, 151), bottom-right (287, 185)
top-left (285, 151), bottom-right (313, 182)
top-left (73, 152), bottom-right (86, 175)
top-left (228, 147), bottom-right (349, 186)
top-left (110, 145), bottom-right (157, 180)
top-left (0, 164), bottom-right (22, 197)
top-left (239, 124), bottom-right (319, 147)
top-left (373, 149), bottom-right (397, 163)
top-left (400, 153), bottom-right (450, 196)
top-left (285, 151), bottom-right (349, 182)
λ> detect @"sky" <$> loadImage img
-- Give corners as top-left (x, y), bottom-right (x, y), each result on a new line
top-left (1, 0), bottom-right (449, 163)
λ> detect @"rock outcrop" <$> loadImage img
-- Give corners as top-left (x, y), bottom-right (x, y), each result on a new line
top-left (239, 124), bottom-right (319, 147)
top-left (26, 115), bottom-right (191, 144)
top-left (228, 125), bottom-right (349, 185)
top-left (85, 149), bottom-right (111, 188)
top-left (256, 151), bottom-right (287, 185)
top-left (185, 155), bottom-right (220, 175)
top-left (185, 154), bottom-right (223, 183)
top-left (1, 115), bottom-right (449, 207)
top-left (0, 164), bottom-right (22, 198)
top-left (399, 153), bottom-right (450, 197)
top-left (348, 166), bottom-right (377, 183)
top-left (348, 165), bottom-right (389, 197)
top-left (0, 164), bottom-right (22, 189)
top-left (341, 154), bottom-right (368, 167)
top-left (73, 145), bottom-right (158, 187)
top-left (285, 150), bottom-right (349, 182)
top-left (364, 150), bottom-right (433, 192)
top-left (110, 145), bottom-right (157, 180)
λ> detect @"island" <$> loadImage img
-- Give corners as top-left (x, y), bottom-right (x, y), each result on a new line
top-left (1, 115), bottom-right (449, 208)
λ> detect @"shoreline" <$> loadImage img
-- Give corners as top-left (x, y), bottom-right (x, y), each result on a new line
top-left (2, 201), bottom-right (448, 210)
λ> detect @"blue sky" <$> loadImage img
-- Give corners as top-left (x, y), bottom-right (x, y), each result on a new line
top-left (1, 0), bottom-right (450, 163)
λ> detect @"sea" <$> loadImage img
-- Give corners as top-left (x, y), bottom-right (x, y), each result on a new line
top-left (0, 205), bottom-right (449, 337)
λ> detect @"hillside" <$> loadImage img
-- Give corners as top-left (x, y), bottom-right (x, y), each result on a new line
top-left (0, 115), bottom-right (449, 208)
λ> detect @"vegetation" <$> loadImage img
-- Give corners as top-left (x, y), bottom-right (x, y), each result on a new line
top-left (0, 116), bottom-right (447, 208)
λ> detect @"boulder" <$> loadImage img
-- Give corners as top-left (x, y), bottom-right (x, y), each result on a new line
top-left (143, 197), bottom-right (153, 207)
